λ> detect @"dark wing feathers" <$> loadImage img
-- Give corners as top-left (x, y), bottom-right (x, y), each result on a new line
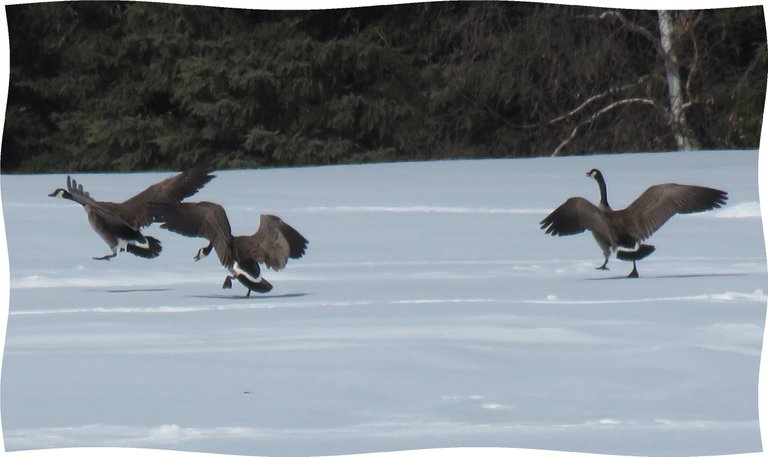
top-left (117, 164), bottom-right (215, 228)
top-left (621, 184), bottom-right (728, 241)
top-left (152, 202), bottom-right (234, 267)
top-left (64, 165), bottom-right (215, 229)
top-left (67, 176), bottom-right (144, 243)
top-left (272, 216), bottom-right (308, 259)
top-left (85, 204), bottom-right (146, 243)
top-left (66, 176), bottom-right (96, 206)
top-left (540, 197), bottom-right (610, 237)
top-left (152, 202), bottom-right (307, 272)
top-left (246, 214), bottom-right (308, 271)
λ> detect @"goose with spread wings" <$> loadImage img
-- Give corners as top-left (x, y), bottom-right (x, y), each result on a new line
top-left (540, 169), bottom-right (728, 278)
top-left (48, 163), bottom-right (215, 260)
top-left (151, 201), bottom-right (308, 296)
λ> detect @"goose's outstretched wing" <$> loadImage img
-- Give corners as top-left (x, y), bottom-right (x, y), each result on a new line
top-left (540, 197), bottom-right (612, 240)
top-left (245, 214), bottom-right (308, 271)
top-left (66, 176), bottom-right (97, 207)
top-left (85, 204), bottom-right (148, 243)
top-left (114, 163), bottom-right (216, 228)
top-left (621, 184), bottom-right (728, 241)
top-left (153, 201), bottom-right (234, 267)
top-left (66, 176), bottom-right (148, 244)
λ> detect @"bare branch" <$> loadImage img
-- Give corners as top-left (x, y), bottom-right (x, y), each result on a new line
top-left (547, 75), bottom-right (651, 126)
top-left (551, 98), bottom-right (657, 157)
top-left (579, 11), bottom-right (666, 58)
top-left (683, 11), bottom-right (703, 107)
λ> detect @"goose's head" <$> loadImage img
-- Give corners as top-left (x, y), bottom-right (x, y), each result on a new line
top-left (48, 188), bottom-right (72, 199)
top-left (586, 169), bottom-right (603, 180)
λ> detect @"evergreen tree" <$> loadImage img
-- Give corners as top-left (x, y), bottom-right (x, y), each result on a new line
top-left (3, 2), bottom-right (765, 173)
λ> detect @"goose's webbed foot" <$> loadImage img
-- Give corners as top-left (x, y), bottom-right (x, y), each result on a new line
top-left (92, 252), bottom-right (116, 261)
top-left (627, 261), bottom-right (639, 278)
top-left (594, 256), bottom-right (609, 270)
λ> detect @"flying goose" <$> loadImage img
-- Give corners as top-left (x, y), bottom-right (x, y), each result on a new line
top-left (151, 201), bottom-right (308, 296)
top-left (48, 164), bottom-right (215, 260)
top-left (540, 168), bottom-right (728, 278)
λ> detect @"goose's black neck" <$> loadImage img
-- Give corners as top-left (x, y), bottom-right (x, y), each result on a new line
top-left (594, 172), bottom-right (610, 209)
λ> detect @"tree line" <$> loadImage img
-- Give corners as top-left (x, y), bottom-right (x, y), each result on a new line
top-left (3, 2), bottom-right (766, 173)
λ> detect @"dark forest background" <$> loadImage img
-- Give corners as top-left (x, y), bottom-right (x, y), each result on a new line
top-left (2, 1), bottom-right (766, 173)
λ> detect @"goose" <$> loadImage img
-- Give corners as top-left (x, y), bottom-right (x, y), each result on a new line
top-left (150, 201), bottom-right (308, 296)
top-left (48, 164), bottom-right (215, 260)
top-left (540, 168), bottom-right (728, 278)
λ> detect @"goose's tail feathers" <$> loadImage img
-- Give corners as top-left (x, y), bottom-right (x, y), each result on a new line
top-left (126, 236), bottom-right (163, 259)
top-left (616, 244), bottom-right (655, 261)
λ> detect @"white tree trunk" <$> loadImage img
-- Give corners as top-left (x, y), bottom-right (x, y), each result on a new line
top-left (658, 10), bottom-right (700, 150)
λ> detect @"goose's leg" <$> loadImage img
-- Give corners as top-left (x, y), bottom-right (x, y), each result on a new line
top-left (594, 245), bottom-right (610, 270)
top-left (223, 275), bottom-right (253, 297)
top-left (627, 261), bottom-right (639, 278)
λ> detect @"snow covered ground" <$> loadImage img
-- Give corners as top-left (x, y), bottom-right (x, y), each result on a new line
top-left (0, 150), bottom-right (765, 457)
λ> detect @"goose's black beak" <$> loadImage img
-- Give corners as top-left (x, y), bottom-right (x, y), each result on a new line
top-left (48, 191), bottom-right (56, 197)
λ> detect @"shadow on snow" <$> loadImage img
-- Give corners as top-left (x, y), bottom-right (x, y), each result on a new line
top-left (585, 272), bottom-right (750, 281)
top-left (186, 292), bottom-right (311, 300)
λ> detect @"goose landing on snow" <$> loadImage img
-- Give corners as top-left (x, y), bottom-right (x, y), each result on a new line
top-left (540, 169), bottom-right (728, 278)
top-left (48, 164), bottom-right (214, 261)
top-left (151, 201), bottom-right (308, 296)
top-left (49, 177), bottom-right (161, 260)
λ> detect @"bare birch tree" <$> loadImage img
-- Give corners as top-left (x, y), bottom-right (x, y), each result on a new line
top-left (658, 10), bottom-right (701, 150)
top-left (551, 9), bottom-right (702, 156)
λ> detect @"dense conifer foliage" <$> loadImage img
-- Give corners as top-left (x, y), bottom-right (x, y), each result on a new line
top-left (3, 2), bottom-right (765, 172)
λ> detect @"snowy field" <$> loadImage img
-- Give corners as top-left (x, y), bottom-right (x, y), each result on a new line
top-left (0, 150), bottom-right (765, 457)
